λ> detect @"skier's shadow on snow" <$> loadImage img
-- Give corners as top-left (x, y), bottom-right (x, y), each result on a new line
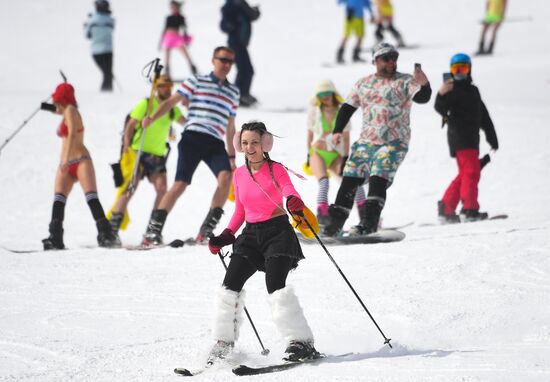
top-left (324, 344), bottom-right (476, 364)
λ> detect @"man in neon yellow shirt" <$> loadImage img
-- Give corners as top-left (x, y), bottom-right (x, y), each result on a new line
top-left (108, 75), bottom-right (185, 234)
top-left (477, 0), bottom-right (507, 55)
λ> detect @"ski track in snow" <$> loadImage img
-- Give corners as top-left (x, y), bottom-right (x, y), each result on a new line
top-left (1, 0), bottom-right (550, 380)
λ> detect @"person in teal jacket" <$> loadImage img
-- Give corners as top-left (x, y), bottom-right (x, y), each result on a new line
top-left (336, 0), bottom-right (374, 64)
top-left (84, 1), bottom-right (114, 91)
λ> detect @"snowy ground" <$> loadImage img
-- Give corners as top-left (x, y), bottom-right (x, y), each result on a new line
top-left (1, 0), bottom-right (550, 381)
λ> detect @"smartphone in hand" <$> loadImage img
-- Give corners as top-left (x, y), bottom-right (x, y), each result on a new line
top-left (443, 72), bottom-right (452, 82)
top-left (414, 63), bottom-right (421, 70)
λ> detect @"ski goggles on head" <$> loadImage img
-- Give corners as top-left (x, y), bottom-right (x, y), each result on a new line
top-left (317, 91), bottom-right (334, 98)
top-left (450, 63), bottom-right (470, 76)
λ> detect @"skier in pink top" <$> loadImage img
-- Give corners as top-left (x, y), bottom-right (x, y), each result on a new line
top-left (205, 122), bottom-right (319, 364)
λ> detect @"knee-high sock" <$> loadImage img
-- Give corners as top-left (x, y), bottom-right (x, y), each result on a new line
top-left (354, 185), bottom-right (366, 206)
top-left (52, 193), bottom-right (67, 221)
top-left (86, 192), bottom-right (106, 221)
top-left (317, 177), bottom-right (329, 206)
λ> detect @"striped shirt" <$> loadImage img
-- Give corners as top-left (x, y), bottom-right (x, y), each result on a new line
top-left (177, 72), bottom-right (240, 141)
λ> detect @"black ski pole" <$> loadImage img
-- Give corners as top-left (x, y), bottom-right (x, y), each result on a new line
top-left (59, 69), bottom-right (68, 83)
top-left (218, 250), bottom-right (270, 356)
top-left (112, 73), bottom-right (123, 92)
top-left (296, 213), bottom-right (393, 349)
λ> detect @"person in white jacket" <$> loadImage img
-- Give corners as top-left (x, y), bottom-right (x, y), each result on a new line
top-left (306, 80), bottom-right (366, 226)
top-left (84, 0), bottom-right (114, 91)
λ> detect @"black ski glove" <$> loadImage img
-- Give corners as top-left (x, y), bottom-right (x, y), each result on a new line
top-left (208, 228), bottom-right (235, 254)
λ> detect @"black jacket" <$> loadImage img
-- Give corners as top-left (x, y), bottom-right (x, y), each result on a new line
top-left (434, 78), bottom-right (498, 157)
top-left (221, 0), bottom-right (260, 47)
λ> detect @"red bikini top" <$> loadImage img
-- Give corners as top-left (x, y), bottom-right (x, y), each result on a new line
top-left (57, 121), bottom-right (84, 137)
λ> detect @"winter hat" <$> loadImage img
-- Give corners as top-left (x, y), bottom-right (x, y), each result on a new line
top-left (311, 80), bottom-right (345, 106)
top-left (156, 75), bottom-right (173, 87)
top-left (52, 83), bottom-right (77, 106)
top-left (372, 42), bottom-right (398, 60)
top-left (95, 0), bottom-right (110, 13)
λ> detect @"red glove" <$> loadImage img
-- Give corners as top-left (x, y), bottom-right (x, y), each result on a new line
top-left (286, 195), bottom-right (305, 215)
top-left (208, 228), bottom-right (235, 254)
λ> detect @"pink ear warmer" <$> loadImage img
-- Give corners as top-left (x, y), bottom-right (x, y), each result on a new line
top-left (233, 130), bottom-right (273, 153)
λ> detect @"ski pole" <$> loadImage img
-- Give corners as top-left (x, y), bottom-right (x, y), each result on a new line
top-left (127, 58), bottom-right (162, 195)
top-left (218, 250), bottom-right (270, 356)
top-left (0, 98), bottom-right (49, 156)
top-left (113, 73), bottom-right (123, 92)
top-left (1, 70), bottom-right (67, 157)
top-left (296, 213), bottom-right (393, 349)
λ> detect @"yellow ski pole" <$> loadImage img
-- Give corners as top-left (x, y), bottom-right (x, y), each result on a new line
top-left (127, 58), bottom-right (163, 195)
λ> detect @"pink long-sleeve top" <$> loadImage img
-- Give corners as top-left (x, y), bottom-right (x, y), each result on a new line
top-left (227, 161), bottom-right (300, 234)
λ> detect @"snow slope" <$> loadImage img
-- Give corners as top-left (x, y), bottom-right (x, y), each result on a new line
top-left (1, 0), bottom-right (549, 381)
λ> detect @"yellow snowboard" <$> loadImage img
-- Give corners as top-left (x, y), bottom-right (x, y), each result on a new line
top-left (106, 149), bottom-right (138, 231)
top-left (290, 206), bottom-right (319, 238)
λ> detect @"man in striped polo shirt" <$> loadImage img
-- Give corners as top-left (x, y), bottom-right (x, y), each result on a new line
top-left (140, 46), bottom-right (239, 246)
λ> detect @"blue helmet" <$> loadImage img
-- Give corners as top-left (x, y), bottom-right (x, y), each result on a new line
top-left (450, 53), bottom-right (471, 66)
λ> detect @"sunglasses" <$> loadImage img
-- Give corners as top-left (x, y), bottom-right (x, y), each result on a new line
top-left (379, 52), bottom-right (399, 62)
top-left (215, 56), bottom-right (235, 64)
top-left (450, 63), bottom-right (470, 75)
top-left (317, 91), bottom-right (334, 98)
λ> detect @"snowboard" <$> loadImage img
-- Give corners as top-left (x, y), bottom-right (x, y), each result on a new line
top-left (299, 229), bottom-right (405, 245)
top-left (419, 214), bottom-right (508, 227)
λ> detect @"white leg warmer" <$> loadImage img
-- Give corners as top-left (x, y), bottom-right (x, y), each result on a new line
top-left (269, 286), bottom-right (314, 343)
top-left (212, 287), bottom-right (246, 343)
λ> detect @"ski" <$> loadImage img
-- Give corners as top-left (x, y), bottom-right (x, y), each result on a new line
top-left (1, 247), bottom-right (65, 254)
top-left (180, 237), bottom-right (208, 246)
top-left (173, 367), bottom-right (205, 377)
top-left (232, 353), bottom-right (353, 376)
top-left (174, 354), bottom-right (224, 377)
top-left (124, 238), bottom-right (195, 251)
top-left (1, 245), bottom-right (100, 254)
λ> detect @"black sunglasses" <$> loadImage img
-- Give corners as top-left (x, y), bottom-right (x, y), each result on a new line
top-left (214, 56), bottom-right (235, 64)
top-left (379, 52), bottom-right (399, 62)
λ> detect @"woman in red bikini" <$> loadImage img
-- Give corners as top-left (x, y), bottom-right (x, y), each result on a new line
top-left (42, 83), bottom-right (120, 250)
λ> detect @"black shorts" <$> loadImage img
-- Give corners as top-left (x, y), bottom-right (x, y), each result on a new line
top-left (139, 153), bottom-right (167, 179)
top-left (175, 131), bottom-right (231, 184)
top-left (232, 215), bottom-right (305, 272)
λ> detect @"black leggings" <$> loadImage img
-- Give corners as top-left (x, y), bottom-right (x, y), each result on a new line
top-left (223, 255), bottom-right (294, 294)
